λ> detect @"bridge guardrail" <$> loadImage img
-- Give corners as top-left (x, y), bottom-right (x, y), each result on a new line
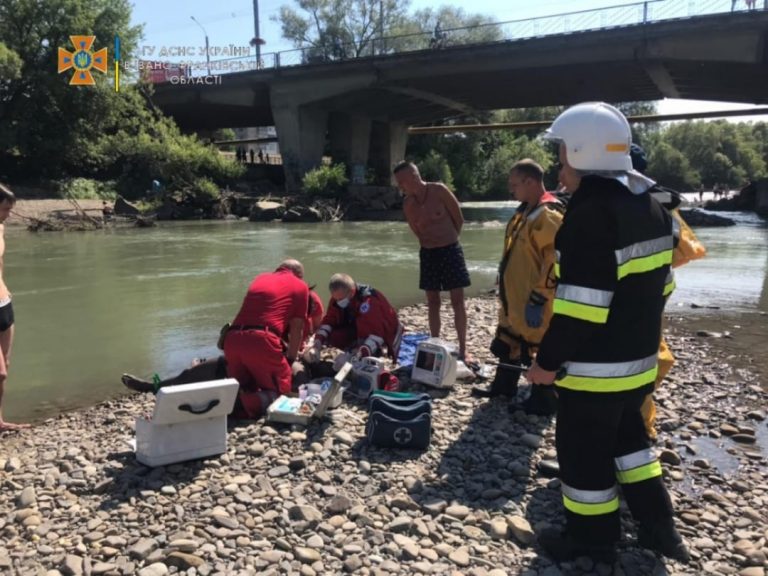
top-left (184, 0), bottom-right (759, 78)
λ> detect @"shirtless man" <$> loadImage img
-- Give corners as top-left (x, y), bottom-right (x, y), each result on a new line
top-left (393, 161), bottom-right (473, 362)
top-left (0, 183), bottom-right (28, 431)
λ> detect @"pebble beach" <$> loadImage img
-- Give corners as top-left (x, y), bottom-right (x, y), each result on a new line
top-left (1, 296), bottom-right (766, 576)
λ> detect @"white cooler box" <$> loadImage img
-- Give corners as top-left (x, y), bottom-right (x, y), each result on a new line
top-left (134, 379), bottom-right (239, 467)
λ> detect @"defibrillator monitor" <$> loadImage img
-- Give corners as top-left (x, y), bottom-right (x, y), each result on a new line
top-left (410, 338), bottom-right (457, 389)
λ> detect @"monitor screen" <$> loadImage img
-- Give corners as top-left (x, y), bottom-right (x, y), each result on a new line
top-left (416, 350), bottom-right (436, 372)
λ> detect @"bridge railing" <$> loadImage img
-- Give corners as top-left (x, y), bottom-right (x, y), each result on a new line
top-left (185, 0), bottom-right (759, 78)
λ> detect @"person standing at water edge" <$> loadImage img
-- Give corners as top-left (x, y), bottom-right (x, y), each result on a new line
top-left (526, 103), bottom-right (689, 563)
top-left (393, 161), bottom-right (473, 362)
top-left (0, 183), bottom-right (29, 431)
top-left (472, 160), bottom-right (563, 416)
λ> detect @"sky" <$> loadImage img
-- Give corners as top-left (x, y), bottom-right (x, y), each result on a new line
top-left (128, 0), bottom-right (766, 122)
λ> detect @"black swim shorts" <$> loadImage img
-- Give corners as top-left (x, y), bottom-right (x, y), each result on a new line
top-left (0, 300), bottom-right (14, 332)
top-left (419, 242), bottom-right (472, 292)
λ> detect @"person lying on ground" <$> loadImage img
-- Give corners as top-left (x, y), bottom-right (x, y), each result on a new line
top-left (122, 285), bottom-right (325, 396)
top-left (122, 259), bottom-right (307, 420)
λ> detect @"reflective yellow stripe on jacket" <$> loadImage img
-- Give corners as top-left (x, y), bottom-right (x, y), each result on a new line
top-left (557, 353), bottom-right (658, 392)
top-left (615, 235), bottom-right (674, 280)
top-left (663, 269), bottom-right (676, 297)
top-left (553, 284), bottom-right (613, 324)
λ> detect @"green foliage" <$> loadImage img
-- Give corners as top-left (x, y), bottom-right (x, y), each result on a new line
top-left (58, 177), bottom-right (117, 200)
top-left (0, 0), bottom-right (243, 198)
top-left (275, 0), bottom-right (500, 58)
top-left (302, 162), bottom-right (349, 197)
top-left (212, 128), bottom-right (236, 152)
top-left (646, 142), bottom-right (700, 191)
top-left (478, 136), bottom-right (552, 199)
top-left (417, 150), bottom-right (454, 189)
top-left (0, 41), bottom-right (22, 82)
top-left (275, 0), bottom-right (410, 60)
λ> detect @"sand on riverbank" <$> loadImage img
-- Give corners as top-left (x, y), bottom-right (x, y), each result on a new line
top-left (7, 199), bottom-right (107, 227)
top-left (0, 296), bottom-right (766, 575)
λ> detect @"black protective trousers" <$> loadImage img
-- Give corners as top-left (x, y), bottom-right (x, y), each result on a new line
top-left (555, 385), bottom-right (675, 548)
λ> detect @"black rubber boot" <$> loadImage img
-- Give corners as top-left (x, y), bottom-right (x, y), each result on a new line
top-left (520, 384), bottom-right (558, 416)
top-left (538, 527), bottom-right (617, 564)
top-left (638, 520), bottom-right (691, 564)
top-left (471, 365), bottom-right (520, 398)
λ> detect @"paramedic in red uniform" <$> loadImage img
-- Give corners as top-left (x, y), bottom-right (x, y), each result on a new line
top-left (224, 259), bottom-right (308, 418)
top-left (307, 273), bottom-right (403, 362)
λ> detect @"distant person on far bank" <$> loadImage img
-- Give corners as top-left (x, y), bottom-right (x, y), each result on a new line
top-left (0, 183), bottom-right (29, 431)
top-left (258, 149), bottom-right (264, 164)
top-left (249, 149), bottom-right (255, 164)
top-left (393, 161), bottom-right (473, 363)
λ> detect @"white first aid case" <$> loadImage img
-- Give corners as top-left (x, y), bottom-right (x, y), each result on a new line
top-left (134, 379), bottom-right (239, 467)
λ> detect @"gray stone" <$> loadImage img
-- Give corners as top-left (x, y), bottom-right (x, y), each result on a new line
top-left (165, 552), bottom-right (205, 570)
top-left (732, 434), bottom-right (757, 444)
top-left (449, 547), bottom-right (470, 567)
top-left (17, 486), bottom-right (36, 508)
top-left (388, 516), bottom-right (413, 533)
top-left (294, 547), bottom-right (322, 564)
top-left (445, 504), bottom-right (470, 520)
top-left (659, 449), bottom-right (682, 465)
top-left (128, 538), bottom-right (158, 560)
top-left (137, 562), bottom-right (168, 576)
top-left (289, 505), bottom-right (323, 524)
top-left (422, 498), bottom-right (448, 515)
top-left (326, 495), bottom-right (354, 514)
top-left (507, 516), bottom-right (534, 545)
top-left (520, 433), bottom-right (542, 449)
top-left (62, 555), bottom-right (84, 576)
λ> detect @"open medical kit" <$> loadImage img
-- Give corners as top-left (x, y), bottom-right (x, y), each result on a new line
top-left (266, 362), bottom-right (352, 425)
top-left (410, 337), bottom-right (458, 389)
top-left (365, 390), bottom-right (433, 450)
top-left (134, 378), bottom-right (239, 467)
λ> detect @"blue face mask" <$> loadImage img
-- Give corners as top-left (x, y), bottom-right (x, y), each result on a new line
top-left (336, 297), bottom-right (350, 309)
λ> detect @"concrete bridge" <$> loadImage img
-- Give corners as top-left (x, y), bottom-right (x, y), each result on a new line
top-left (153, 6), bottom-right (768, 188)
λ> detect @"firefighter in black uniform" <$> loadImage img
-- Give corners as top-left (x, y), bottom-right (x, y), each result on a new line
top-left (527, 102), bottom-right (690, 564)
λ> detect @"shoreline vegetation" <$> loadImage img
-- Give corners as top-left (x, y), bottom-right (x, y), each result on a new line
top-left (6, 194), bottom-right (751, 231)
top-left (1, 296), bottom-right (765, 575)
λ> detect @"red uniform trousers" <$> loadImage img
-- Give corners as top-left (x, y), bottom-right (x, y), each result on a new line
top-left (224, 330), bottom-right (291, 419)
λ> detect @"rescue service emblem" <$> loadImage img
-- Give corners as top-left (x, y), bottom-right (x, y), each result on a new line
top-left (360, 301), bottom-right (370, 314)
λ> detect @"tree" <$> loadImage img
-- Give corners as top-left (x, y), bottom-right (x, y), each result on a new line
top-left (274, 0), bottom-right (410, 60)
top-left (0, 0), bottom-right (142, 175)
top-left (0, 0), bottom-right (243, 196)
top-left (389, 5), bottom-right (501, 51)
top-left (646, 142), bottom-right (700, 191)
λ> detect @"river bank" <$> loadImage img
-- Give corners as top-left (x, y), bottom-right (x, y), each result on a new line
top-left (1, 296), bottom-right (765, 576)
top-left (7, 199), bottom-right (107, 226)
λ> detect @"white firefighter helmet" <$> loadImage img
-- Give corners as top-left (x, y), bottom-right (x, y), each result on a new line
top-left (543, 102), bottom-right (633, 172)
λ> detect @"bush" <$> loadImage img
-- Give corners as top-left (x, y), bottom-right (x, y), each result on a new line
top-left (58, 178), bottom-right (117, 200)
top-left (417, 150), bottom-right (454, 190)
top-left (302, 163), bottom-right (348, 197)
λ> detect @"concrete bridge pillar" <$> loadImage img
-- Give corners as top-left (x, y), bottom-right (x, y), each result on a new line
top-left (368, 121), bottom-right (408, 186)
top-left (272, 103), bottom-right (329, 192)
top-left (328, 112), bottom-right (372, 181)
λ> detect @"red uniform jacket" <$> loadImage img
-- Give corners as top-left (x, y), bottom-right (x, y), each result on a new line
top-left (316, 284), bottom-right (403, 358)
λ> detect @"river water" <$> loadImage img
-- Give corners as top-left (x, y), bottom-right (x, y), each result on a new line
top-left (5, 202), bottom-right (767, 423)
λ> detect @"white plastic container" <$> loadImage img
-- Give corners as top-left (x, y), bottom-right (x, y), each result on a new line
top-left (301, 378), bottom-right (343, 409)
top-left (134, 379), bottom-right (239, 467)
